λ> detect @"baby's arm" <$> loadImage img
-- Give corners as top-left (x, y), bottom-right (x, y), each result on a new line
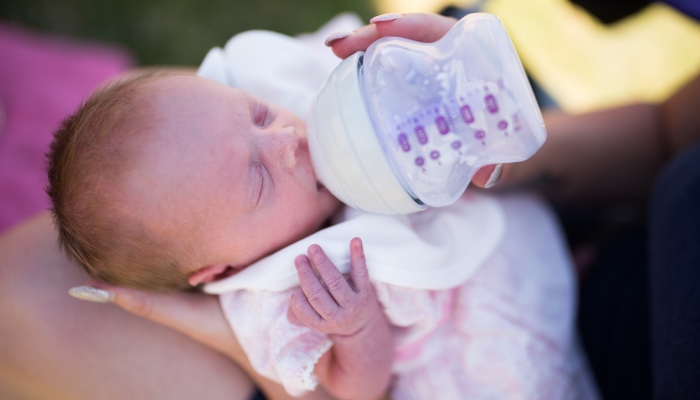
top-left (288, 238), bottom-right (392, 400)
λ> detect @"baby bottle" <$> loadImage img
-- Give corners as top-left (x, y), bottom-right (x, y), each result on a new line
top-left (307, 13), bottom-right (546, 214)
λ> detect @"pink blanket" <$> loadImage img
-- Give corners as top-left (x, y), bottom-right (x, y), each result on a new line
top-left (0, 23), bottom-right (132, 234)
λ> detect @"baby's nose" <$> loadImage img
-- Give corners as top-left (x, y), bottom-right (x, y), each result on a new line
top-left (267, 127), bottom-right (299, 172)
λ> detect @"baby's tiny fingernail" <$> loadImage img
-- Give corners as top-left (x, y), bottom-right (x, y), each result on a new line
top-left (324, 31), bottom-right (352, 47)
top-left (370, 13), bottom-right (403, 24)
top-left (309, 245), bottom-right (320, 255)
top-left (484, 164), bottom-right (503, 188)
top-left (69, 286), bottom-right (114, 303)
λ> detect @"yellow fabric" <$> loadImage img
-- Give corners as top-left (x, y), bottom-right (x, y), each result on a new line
top-left (373, 0), bottom-right (700, 113)
top-left (376, 0), bottom-right (481, 14)
top-left (485, 0), bottom-right (700, 112)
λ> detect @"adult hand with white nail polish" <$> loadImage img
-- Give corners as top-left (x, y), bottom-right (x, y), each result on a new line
top-left (74, 280), bottom-right (333, 400)
top-left (329, 12), bottom-right (503, 189)
top-left (288, 238), bottom-right (392, 400)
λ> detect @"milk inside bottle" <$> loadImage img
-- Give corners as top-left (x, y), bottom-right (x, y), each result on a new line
top-left (308, 13), bottom-right (545, 214)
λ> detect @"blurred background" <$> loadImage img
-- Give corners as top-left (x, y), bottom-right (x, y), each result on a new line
top-left (1, 0), bottom-right (699, 112)
top-left (0, 0), bottom-right (377, 65)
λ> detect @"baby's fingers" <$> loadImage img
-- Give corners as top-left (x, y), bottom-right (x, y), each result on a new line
top-left (289, 288), bottom-right (323, 329)
top-left (349, 238), bottom-right (371, 293)
top-left (307, 245), bottom-right (355, 304)
top-left (295, 254), bottom-right (339, 318)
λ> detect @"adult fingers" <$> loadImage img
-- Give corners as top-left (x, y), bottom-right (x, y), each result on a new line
top-left (331, 13), bottom-right (458, 59)
top-left (307, 244), bottom-right (355, 303)
top-left (470, 164), bottom-right (505, 188)
top-left (295, 255), bottom-right (339, 318)
top-left (348, 238), bottom-right (371, 293)
top-left (289, 288), bottom-right (324, 329)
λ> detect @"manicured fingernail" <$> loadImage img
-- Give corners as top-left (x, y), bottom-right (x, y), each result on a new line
top-left (355, 238), bottom-right (363, 250)
top-left (370, 13), bottom-right (403, 24)
top-left (309, 245), bottom-right (320, 255)
top-left (69, 286), bottom-right (114, 303)
top-left (324, 31), bottom-right (352, 47)
top-left (484, 164), bottom-right (503, 188)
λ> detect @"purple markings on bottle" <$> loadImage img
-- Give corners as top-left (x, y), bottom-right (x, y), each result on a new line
top-left (430, 150), bottom-right (440, 160)
top-left (485, 95), bottom-right (498, 114)
top-left (397, 133), bottom-right (411, 152)
top-left (460, 105), bottom-right (474, 123)
top-left (451, 140), bottom-right (462, 150)
top-left (498, 120), bottom-right (508, 130)
top-left (512, 114), bottom-right (522, 132)
top-left (436, 116), bottom-right (449, 134)
top-left (474, 130), bottom-right (486, 139)
top-left (414, 126), bottom-right (428, 145)
top-left (415, 157), bottom-right (425, 166)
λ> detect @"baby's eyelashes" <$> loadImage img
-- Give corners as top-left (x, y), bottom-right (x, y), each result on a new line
top-left (251, 163), bottom-right (264, 208)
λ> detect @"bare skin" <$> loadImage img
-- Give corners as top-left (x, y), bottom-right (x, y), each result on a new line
top-left (0, 213), bottom-right (256, 400)
top-left (0, 212), bottom-right (337, 400)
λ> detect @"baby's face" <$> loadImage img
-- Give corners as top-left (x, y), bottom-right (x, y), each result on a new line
top-left (119, 75), bottom-right (340, 282)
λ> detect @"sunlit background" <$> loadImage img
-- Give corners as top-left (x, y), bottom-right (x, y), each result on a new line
top-left (2, 0), bottom-right (699, 113)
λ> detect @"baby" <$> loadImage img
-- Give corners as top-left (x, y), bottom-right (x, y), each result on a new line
top-left (49, 70), bottom-right (394, 399)
top-left (49, 28), bottom-right (598, 400)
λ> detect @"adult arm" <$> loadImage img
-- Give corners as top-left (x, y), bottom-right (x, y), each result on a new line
top-left (0, 213), bottom-right (254, 400)
top-left (0, 213), bottom-right (333, 400)
top-left (501, 73), bottom-right (700, 203)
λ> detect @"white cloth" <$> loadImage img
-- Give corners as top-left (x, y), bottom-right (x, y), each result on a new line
top-left (197, 13), bottom-right (362, 121)
top-left (204, 192), bottom-right (504, 293)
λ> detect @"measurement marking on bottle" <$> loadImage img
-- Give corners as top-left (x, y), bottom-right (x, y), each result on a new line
top-left (451, 140), bottom-right (462, 150)
top-left (460, 105), bottom-right (474, 123)
top-left (474, 130), bottom-right (485, 139)
top-left (498, 120), bottom-right (508, 130)
top-left (436, 116), bottom-right (449, 134)
top-left (415, 157), bottom-right (425, 166)
top-left (415, 126), bottom-right (428, 144)
top-left (397, 133), bottom-right (411, 152)
top-left (430, 150), bottom-right (440, 160)
top-left (485, 95), bottom-right (498, 114)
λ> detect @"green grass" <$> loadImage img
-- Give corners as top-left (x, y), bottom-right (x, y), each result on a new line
top-left (0, 0), bottom-right (376, 65)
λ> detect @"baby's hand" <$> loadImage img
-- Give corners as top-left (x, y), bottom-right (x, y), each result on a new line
top-left (289, 238), bottom-right (381, 337)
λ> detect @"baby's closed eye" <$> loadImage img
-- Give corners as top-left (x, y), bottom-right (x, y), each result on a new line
top-left (252, 101), bottom-right (274, 127)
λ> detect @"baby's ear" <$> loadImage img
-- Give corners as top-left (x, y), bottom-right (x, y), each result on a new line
top-left (188, 263), bottom-right (230, 286)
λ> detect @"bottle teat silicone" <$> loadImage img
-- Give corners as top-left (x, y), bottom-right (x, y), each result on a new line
top-left (308, 13), bottom-right (546, 214)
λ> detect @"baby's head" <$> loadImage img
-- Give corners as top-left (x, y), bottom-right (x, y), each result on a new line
top-left (47, 71), bottom-right (339, 291)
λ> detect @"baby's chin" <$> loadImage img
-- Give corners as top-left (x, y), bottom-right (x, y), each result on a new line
top-left (317, 186), bottom-right (343, 226)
